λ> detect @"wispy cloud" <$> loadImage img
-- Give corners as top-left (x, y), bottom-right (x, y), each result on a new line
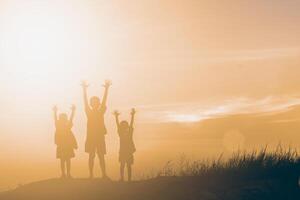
top-left (224, 48), bottom-right (299, 60)
top-left (137, 96), bottom-right (300, 123)
top-left (119, 47), bottom-right (300, 67)
top-left (205, 48), bottom-right (300, 64)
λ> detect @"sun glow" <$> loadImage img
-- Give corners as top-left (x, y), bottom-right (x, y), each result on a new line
top-left (0, 0), bottom-right (116, 108)
top-left (1, 2), bottom-right (73, 82)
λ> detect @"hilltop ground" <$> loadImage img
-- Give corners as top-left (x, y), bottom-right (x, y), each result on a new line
top-left (0, 176), bottom-right (299, 200)
top-left (1, 149), bottom-right (300, 200)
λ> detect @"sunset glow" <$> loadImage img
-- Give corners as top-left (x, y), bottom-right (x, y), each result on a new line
top-left (1, 0), bottom-right (300, 191)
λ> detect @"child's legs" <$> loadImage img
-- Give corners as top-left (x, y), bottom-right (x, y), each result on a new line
top-left (97, 150), bottom-right (106, 177)
top-left (126, 163), bottom-right (132, 182)
top-left (60, 159), bottom-right (66, 176)
top-left (66, 159), bottom-right (71, 176)
top-left (120, 162), bottom-right (125, 181)
top-left (89, 151), bottom-right (96, 178)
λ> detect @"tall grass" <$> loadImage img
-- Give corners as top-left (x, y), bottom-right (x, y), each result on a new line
top-left (158, 146), bottom-right (300, 183)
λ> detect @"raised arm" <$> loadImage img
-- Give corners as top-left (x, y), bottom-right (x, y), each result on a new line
top-left (130, 108), bottom-right (136, 128)
top-left (101, 80), bottom-right (112, 109)
top-left (53, 106), bottom-right (58, 123)
top-left (81, 81), bottom-right (90, 114)
top-left (113, 110), bottom-right (121, 130)
top-left (70, 105), bottom-right (76, 123)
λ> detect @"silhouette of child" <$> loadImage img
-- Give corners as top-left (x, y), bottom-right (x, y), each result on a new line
top-left (113, 108), bottom-right (136, 182)
top-left (53, 105), bottom-right (78, 179)
top-left (81, 80), bottom-right (111, 179)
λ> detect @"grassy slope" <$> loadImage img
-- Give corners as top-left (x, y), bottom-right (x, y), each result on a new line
top-left (0, 176), bottom-right (299, 200)
top-left (1, 149), bottom-right (300, 200)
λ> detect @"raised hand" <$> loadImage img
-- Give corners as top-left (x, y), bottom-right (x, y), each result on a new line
top-left (103, 80), bottom-right (112, 89)
top-left (70, 104), bottom-right (76, 122)
top-left (82, 81), bottom-right (90, 112)
top-left (101, 80), bottom-right (112, 108)
top-left (130, 108), bottom-right (136, 128)
top-left (113, 110), bottom-right (120, 117)
top-left (71, 104), bottom-right (76, 111)
top-left (131, 108), bottom-right (136, 115)
top-left (53, 105), bottom-right (58, 122)
top-left (81, 81), bottom-right (89, 89)
top-left (53, 105), bottom-right (58, 112)
top-left (113, 110), bottom-right (121, 127)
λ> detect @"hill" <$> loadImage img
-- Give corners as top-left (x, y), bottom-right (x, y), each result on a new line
top-left (1, 149), bottom-right (300, 200)
top-left (0, 176), bottom-right (299, 200)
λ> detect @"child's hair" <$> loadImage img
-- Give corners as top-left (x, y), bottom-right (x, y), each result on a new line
top-left (90, 96), bottom-right (101, 108)
top-left (120, 121), bottom-right (129, 130)
top-left (59, 113), bottom-right (68, 122)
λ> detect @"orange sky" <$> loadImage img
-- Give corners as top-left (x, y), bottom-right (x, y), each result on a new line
top-left (1, 0), bottom-right (300, 190)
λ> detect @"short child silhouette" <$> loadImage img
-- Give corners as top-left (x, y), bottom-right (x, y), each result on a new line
top-left (113, 108), bottom-right (136, 182)
top-left (53, 105), bottom-right (78, 179)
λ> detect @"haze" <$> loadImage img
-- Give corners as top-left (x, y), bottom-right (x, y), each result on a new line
top-left (1, 0), bottom-right (300, 190)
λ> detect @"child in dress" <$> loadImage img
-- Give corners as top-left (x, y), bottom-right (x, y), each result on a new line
top-left (113, 108), bottom-right (136, 182)
top-left (53, 105), bottom-right (78, 179)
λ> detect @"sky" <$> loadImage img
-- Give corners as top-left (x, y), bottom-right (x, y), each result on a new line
top-left (1, 0), bottom-right (300, 190)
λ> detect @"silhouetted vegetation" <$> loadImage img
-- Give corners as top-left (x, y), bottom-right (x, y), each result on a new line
top-left (159, 146), bottom-right (298, 178)
top-left (156, 147), bottom-right (300, 199)
top-left (1, 147), bottom-right (299, 200)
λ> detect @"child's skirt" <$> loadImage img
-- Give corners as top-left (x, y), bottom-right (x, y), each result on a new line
top-left (119, 151), bottom-right (134, 165)
top-left (55, 132), bottom-right (77, 159)
top-left (56, 146), bottom-right (75, 159)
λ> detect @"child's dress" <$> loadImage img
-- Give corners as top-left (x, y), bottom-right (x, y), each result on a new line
top-left (55, 121), bottom-right (78, 159)
top-left (118, 127), bottom-right (136, 164)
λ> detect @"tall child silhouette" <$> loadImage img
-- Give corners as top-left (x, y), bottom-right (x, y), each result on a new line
top-left (53, 105), bottom-right (78, 179)
top-left (113, 108), bottom-right (136, 182)
top-left (81, 80), bottom-right (111, 179)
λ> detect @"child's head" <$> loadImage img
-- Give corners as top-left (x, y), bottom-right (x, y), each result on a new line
top-left (59, 113), bottom-right (68, 123)
top-left (120, 121), bottom-right (129, 131)
top-left (90, 96), bottom-right (101, 109)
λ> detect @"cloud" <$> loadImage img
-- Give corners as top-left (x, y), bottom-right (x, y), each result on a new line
top-left (117, 47), bottom-right (300, 67)
top-left (218, 48), bottom-right (300, 62)
top-left (184, 48), bottom-right (300, 65)
top-left (138, 96), bottom-right (300, 123)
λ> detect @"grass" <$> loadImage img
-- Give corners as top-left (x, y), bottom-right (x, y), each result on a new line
top-left (159, 146), bottom-right (300, 179)
top-left (155, 146), bottom-right (300, 199)
top-left (1, 146), bottom-right (300, 200)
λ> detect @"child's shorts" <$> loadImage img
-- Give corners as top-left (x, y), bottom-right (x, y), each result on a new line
top-left (85, 138), bottom-right (106, 155)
